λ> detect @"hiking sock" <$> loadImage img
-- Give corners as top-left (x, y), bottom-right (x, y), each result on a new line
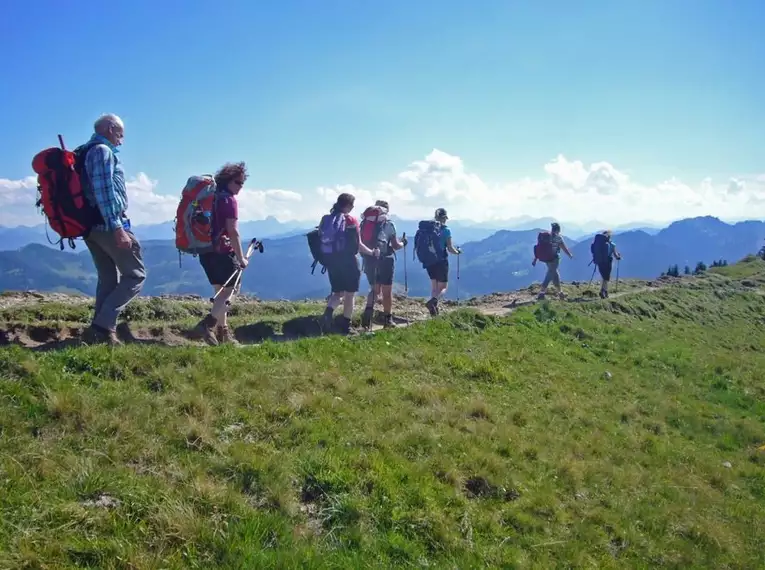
top-left (211, 287), bottom-right (233, 321)
top-left (338, 316), bottom-right (351, 334)
top-left (383, 313), bottom-right (396, 328)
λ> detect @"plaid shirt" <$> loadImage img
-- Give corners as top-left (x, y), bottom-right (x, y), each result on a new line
top-left (83, 134), bottom-right (129, 231)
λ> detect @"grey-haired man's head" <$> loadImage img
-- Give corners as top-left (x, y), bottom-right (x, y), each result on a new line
top-left (94, 113), bottom-right (125, 146)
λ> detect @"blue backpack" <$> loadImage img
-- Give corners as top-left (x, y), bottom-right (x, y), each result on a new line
top-left (319, 213), bottom-right (347, 256)
top-left (414, 220), bottom-right (446, 268)
top-left (307, 213), bottom-right (352, 274)
top-left (590, 232), bottom-right (611, 265)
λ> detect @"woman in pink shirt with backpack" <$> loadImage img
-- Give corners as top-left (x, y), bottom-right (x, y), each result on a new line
top-left (318, 192), bottom-right (380, 334)
top-left (192, 162), bottom-right (249, 345)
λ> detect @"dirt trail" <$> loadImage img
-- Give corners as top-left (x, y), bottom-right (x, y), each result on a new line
top-left (0, 278), bottom-right (676, 351)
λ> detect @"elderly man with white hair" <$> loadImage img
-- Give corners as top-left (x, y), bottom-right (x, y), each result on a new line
top-left (79, 113), bottom-right (146, 345)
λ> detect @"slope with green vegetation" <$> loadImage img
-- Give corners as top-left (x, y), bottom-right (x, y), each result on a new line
top-left (1, 258), bottom-right (764, 568)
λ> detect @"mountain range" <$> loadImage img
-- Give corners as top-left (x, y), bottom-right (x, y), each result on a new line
top-left (0, 215), bottom-right (666, 252)
top-left (0, 216), bottom-right (762, 300)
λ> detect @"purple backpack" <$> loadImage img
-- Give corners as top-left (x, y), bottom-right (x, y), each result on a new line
top-left (319, 213), bottom-right (347, 255)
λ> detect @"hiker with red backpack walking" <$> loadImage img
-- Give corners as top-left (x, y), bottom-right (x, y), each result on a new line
top-left (359, 200), bottom-right (408, 329)
top-left (188, 162), bottom-right (250, 345)
top-left (75, 114), bottom-right (146, 345)
top-left (590, 230), bottom-right (622, 298)
top-left (414, 208), bottom-right (461, 316)
top-left (532, 222), bottom-right (573, 300)
top-left (316, 193), bottom-right (380, 334)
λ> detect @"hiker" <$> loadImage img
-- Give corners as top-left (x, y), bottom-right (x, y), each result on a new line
top-left (591, 230), bottom-right (622, 298)
top-left (319, 193), bottom-right (380, 334)
top-left (360, 200), bottom-right (408, 329)
top-left (416, 208), bottom-right (461, 316)
top-left (192, 162), bottom-right (249, 345)
top-left (532, 222), bottom-right (573, 299)
top-left (80, 113), bottom-right (146, 345)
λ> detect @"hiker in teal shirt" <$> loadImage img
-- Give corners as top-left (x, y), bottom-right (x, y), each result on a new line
top-left (425, 208), bottom-right (461, 316)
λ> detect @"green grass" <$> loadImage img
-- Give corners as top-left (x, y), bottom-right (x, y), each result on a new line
top-left (0, 296), bottom-right (323, 337)
top-left (1, 260), bottom-right (765, 568)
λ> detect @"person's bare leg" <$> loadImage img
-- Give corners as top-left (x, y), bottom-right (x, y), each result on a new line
top-left (381, 285), bottom-right (392, 314)
top-left (342, 292), bottom-right (355, 320)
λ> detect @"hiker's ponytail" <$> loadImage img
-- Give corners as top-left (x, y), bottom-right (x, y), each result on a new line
top-left (331, 192), bottom-right (355, 215)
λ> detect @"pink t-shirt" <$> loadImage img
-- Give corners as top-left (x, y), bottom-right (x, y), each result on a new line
top-left (212, 192), bottom-right (238, 254)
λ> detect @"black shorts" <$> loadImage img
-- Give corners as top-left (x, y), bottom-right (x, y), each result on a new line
top-left (363, 255), bottom-right (395, 286)
top-left (426, 259), bottom-right (449, 283)
top-left (327, 254), bottom-right (361, 293)
top-left (199, 251), bottom-right (240, 286)
top-left (597, 259), bottom-right (613, 281)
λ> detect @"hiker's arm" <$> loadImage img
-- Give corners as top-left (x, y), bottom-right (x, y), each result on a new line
top-left (561, 240), bottom-right (573, 258)
top-left (359, 242), bottom-right (376, 255)
top-left (85, 145), bottom-right (123, 232)
top-left (391, 232), bottom-right (407, 250)
top-left (446, 237), bottom-right (461, 255)
top-left (225, 218), bottom-right (246, 265)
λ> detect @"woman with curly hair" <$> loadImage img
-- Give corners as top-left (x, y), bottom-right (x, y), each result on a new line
top-left (191, 161), bottom-right (248, 345)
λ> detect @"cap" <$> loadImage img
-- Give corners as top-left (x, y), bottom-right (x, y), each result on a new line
top-left (435, 208), bottom-right (448, 220)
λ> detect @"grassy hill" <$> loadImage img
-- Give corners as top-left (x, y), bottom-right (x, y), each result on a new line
top-left (1, 258), bottom-right (764, 568)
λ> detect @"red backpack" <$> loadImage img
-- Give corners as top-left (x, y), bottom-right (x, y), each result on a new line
top-left (359, 205), bottom-right (389, 255)
top-left (31, 135), bottom-right (103, 249)
top-left (533, 231), bottom-right (556, 262)
top-left (174, 175), bottom-right (217, 258)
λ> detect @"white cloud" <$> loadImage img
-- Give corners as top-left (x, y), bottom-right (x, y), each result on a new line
top-left (3, 151), bottom-right (765, 228)
top-left (124, 173), bottom-right (177, 226)
top-left (726, 178), bottom-right (745, 195)
top-left (0, 176), bottom-right (38, 225)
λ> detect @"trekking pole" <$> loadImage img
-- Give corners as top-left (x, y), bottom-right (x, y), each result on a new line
top-left (402, 232), bottom-right (408, 296)
top-left (366, 255), bottom-right (376, 332)
top-left (588, 264), bottom-right (596, 288)
top-left (456, 250), bottom-right (461, 303)
top-left (211, 238), bottom-right (263, 304)
top-left (615, 259), bottom-right (620, 293)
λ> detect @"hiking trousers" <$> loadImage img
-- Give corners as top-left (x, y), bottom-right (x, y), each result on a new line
top-left (541, 258), bottom-right (561, 290)
top-left (84, 229), bottom-right (146, 331)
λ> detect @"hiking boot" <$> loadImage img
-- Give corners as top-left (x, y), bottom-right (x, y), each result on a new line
top-left (192, 314), bottom-right (218, 346)
top-left (383, 313), bottom-right (396, 329)
top-left (216, 325), bottom-right (239, 345)
top-left (537, 291), bottom-right (546, 300)
top-left (599, 288), bottom-right (608, 299)
top-left (115, 322), bottom-right (136, 343)
top-left (558, 291), bottom-right (567, 300)
top-left (82, 324), bottom-right (122, 346)
top-left (361, 307), bottom-right (374, 329)
top-left (338, 316), bottom-right (352, 335)
top-left (425, 298), bottom-right (438, 317)
top-left (319, 309), bottom-right (334, 333)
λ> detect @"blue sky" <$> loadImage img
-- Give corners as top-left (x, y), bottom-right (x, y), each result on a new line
top-left (1, 0), bottom-right (763, 226)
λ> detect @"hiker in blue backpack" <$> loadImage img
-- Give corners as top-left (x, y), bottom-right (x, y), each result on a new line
top-left (318, 193), bottom-right (380, 334)
top-left (591, 230), bottom-right (622, 299)
top-left (414, 208), bottom-right (461, 316)
top-left (532, 222), bottom-right (573, 300)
